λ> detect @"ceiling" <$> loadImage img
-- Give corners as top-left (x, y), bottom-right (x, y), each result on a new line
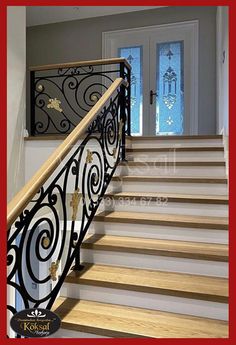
top-left (26, 6), bottom-right (165, 27)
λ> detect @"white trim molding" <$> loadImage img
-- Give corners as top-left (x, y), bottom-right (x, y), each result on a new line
top-left (221, 127), bottom-right (229, 179)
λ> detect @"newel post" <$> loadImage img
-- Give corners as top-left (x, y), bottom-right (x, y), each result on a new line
top-left (30, 71), bottom-right (36, 136)
top-left (119, 62), bottom-right (127, 161)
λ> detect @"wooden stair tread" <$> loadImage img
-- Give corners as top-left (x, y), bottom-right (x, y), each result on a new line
top-left (112, 176), bottom-right (228, 183)
top-left (82, 234), bottom-right (228, 261)
top-left (127, 147), bottom-right (224, 152)
top-left (129, 135), bottom-right (222, 140)
top-left (94, 211), bottom-right (228, 230)
top-left (52, 297), bottom-right (228, 338)
top-left (119, 161), bottom-right (225, 166)
top-left (105, 192), bottom-right (228, 204)
top-left (65, 263), bottom-right (228, 303)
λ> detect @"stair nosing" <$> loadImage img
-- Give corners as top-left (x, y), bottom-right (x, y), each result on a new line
top-left (119, 161), bottom-right (226, 166)
top-left (53, 297), bottom-right (228, 338)
top-left (126, 147), bottom-right (224, 152)
top-left (65, 263), bottom-right (228, 303)
top-left (129, 135), bottom-right (222, 140)
top-left (105, 192), bottom-right (228, 205)
top-left (81, 235), bottom-right (228, 262)
top-left (112, 176), bottom-right (228, 184)
top-left (94, 211), bottom-right (228, 230)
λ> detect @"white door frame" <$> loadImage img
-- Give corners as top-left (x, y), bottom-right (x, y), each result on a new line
top-left (102, 20), bottom-right (199, 135)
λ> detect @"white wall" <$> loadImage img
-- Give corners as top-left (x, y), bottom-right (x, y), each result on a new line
top-left (27, 6), bottom-right (217, 134)
top-left (7, 7), bottom-right (26, 202)
top-left (216, 6), bottom-right (229, 136)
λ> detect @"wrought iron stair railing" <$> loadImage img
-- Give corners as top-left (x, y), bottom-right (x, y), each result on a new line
top-left (30, 57), bottom-right (131, 136)
top-left (7, 59), bottom-right (130, 336)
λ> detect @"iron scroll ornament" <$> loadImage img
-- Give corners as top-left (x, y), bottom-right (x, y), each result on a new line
top-left (32, 64), bottom-right (120, 135)
top-left (7, 90), bottom-right (125, 337)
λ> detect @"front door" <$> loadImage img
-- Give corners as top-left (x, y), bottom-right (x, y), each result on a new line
top-left (103, 21), bottom-right (198, 136)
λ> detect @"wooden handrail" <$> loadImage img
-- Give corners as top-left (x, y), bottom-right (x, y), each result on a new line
top-left (7, 78), bottom-right (127, 228)
top-left (29, 57), bottom-right (131, 72)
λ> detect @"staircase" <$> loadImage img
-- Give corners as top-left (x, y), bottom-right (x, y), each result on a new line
top-left (52, 135), bottom-right (228, 338)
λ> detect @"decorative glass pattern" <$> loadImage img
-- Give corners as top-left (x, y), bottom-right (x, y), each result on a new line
top-left (119, 46), bottom-right (142, 135)
top-left (156, 41), bottom-right (184, 135)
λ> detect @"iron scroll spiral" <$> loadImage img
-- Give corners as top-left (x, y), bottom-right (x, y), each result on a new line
top-left (33, 64), bottom-right (118, 135)
top-left (7, 90), bottom-right (124, 337)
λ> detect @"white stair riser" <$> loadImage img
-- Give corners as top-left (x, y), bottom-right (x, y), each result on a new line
top-left (50, 329), bottom-right (108, 338)
top-left (90, 222), bottom-right (228, 244)
top-left (81, 249), bottom-right (228, 277)
top-left (127, 151), bottom-right (224, 162)
top-left (130, 139), bottom-right (223, 148)
top-left (46, 174), bottom-right (228, 196)
top-left (103, 198), bottom-right (228, 217)
top-left (115, 165), bottom-right (226, 177)
top-left (61, 283), bottom-right (228, 321)
top-left (108, 181), bottom-right (228, 195)
top-left (25, 139), bottom-right (106, 184)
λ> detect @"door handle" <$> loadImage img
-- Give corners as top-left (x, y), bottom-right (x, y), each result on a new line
top-left (150, 90), bottom-right (158, 105)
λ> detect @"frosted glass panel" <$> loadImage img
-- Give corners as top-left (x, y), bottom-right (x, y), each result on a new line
top-left (119, 46), bottom-right (142, 135)
top-left (156, 41), bottom-right (184, 135)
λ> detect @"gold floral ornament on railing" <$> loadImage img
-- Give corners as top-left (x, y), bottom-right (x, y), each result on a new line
top-left (90, 94), bottom-right (99, 103)
top-left (49, 260), bottom-right (60, 281)
top-left (47, 98), bottom-right (63, 113)
top-left (7, 77), bottom-right (129, 332)
top-left (70, 188), bottom-right (81, 222)
top-left (43, 237), bottom-right (50, 248)
top-left (37, 84), bottom-right (43, 91)
top-left (86, 149), bottom-right (93, 164)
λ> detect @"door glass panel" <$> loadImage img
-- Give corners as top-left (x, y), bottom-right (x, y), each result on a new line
top-left (118, 46), bottom-right (143, 135)
top-left (156, 41), bottom-right (184, 135)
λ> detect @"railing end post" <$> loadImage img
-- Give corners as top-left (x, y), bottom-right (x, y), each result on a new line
top-left (30, 70), bottom-right (36, 136)
top-left (71, 249), bottom-right (84, 272)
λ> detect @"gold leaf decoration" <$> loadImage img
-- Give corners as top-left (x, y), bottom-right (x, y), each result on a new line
top-left (43, 237), bottom-right (50, 248)
top-left (86, 149), bottom-right (93, 164)
top-left (47, 98), bottom-right (63, 113)
top-left (70, 188), bottom-right (81, 221)
top-left (49, 260), bottom-right (60, 281)
top-left (90, 94), bottom-right (99, 103)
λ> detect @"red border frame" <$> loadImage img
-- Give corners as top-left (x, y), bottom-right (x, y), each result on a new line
top-left (0, 1), bottom-right (234, 344)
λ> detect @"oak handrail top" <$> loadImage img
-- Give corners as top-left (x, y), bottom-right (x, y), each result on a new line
top-left (7, 78), bottom-right (127, 228)
top-left (29, 57), bottom-right (131, 72)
